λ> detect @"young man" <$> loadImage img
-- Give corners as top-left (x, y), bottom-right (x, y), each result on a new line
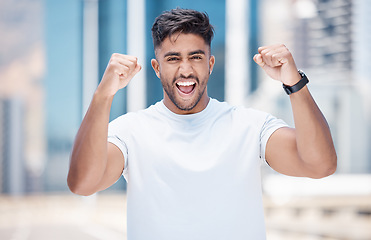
top-left (68, 8), bottom-right (336, 239)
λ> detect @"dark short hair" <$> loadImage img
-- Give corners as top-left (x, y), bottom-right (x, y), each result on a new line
top-left (151, 8), bottom-right (214, 49)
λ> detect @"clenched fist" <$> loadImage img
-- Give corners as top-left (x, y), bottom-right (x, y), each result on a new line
top-left (96, 53), bottom-right (142, 97)
top-left (253, 44), bottom-right (301, 86)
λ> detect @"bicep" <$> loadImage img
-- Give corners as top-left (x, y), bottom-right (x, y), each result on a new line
top-left (97, 142), bottom-right (126, 192)
top-left (265, 127), bottom-right (309, 177)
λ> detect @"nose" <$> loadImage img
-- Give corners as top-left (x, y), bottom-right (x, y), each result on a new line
top-left (179, 59), bottom-right (194, 78)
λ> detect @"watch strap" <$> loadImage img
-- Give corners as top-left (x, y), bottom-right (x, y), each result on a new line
top-left (282, 70), bottom-right (309, 95)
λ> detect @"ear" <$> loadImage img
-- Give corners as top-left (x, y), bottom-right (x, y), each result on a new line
top-left (209, 55), bottom-right (215, 75)
top-left (151, 59), bottom-right (160, 79)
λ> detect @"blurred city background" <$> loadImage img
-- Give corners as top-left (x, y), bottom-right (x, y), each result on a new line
top-left (0, 0), bottom-right (370, 239)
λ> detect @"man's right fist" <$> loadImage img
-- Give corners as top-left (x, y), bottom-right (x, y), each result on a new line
top-left (97, 53), bottom-right (142, 97)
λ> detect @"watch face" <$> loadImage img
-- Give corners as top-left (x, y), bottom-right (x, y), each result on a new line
top-left (298, 69), bottom-right (305, 78)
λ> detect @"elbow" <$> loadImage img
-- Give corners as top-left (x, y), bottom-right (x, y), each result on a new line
top-left (310, 165), bottom-right (336, 179)
top-left (323, 151), bottom-right (338, 177)
top-left (67, 175), bottom-right (97, 196)
top-left (68, 183), bottom-right (96, 196)
top-left (67, 155), bottom-right (101, 196)
top-left (308, 153), bottom-right (337, 179)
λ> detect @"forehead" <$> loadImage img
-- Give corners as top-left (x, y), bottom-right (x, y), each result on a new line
top-left (155, 33), bottom-right (209, 57)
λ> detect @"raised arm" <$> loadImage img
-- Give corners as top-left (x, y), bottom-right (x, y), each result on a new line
top-left (253, 44), bottom-right (337, 179)
top-left (67, 54), bottom-right (141, 195)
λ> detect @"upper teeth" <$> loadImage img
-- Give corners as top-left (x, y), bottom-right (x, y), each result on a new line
top-left (177, 82), bottom-right (195, 86)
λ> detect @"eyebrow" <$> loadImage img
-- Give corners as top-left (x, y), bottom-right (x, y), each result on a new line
top-left (164, 52), bottom-right (181, 58)
top-left (163, 50), bottom-right (206, 58)
top-left (189, 50), bottom-right (206, 56)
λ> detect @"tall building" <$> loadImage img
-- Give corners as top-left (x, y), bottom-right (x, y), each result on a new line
top-left (0, 0), bottom-right (46, 194)
top-left (44, 0), bottom-right (84, 191)
top-left (284, 0), bottom-right (371, 173)
top-left (0, 98), bottom-right (25, 195)
top-left (44, 0), bottom-right (128, 191)
top-left (293, 0), bottom-right (352, 75)
top-left (353, 0), bottom-right (371, 82)
top-left (352, 0), bottom-right (371, 172)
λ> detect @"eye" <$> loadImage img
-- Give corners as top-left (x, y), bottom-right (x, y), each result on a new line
top-left (191, 55), bottom-right (203, 60)
top-left (167, 57), bottom-right (180, 62)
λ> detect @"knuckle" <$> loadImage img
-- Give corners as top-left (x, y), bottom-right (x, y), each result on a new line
top-left (109, 60), bottom-right (118, 67)
top-left (111, 53), bottom-right (125, 62)
top-left (265, 52), bottom-right (272, 58)
top-left (122, 65), bottom-right (130, 71)
top-left (283, 51), bottom-right (291, 58)
top-left (109, 58), bottom-right (118, 65)
top-left (127, 61), bottom-right (136, 69)
top-left (112, 53), bottom-right (121, 58)
top-left (129, 57), bottom-right (138, 66)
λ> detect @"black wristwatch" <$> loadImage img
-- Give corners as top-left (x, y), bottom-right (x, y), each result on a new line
top-left (282, 70), bottom-right (309, 95)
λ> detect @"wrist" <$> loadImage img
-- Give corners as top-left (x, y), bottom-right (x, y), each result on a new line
top-left (94, 87), bottom-right (115, 102)
top-left (283, 71), bottom-right (302, 86)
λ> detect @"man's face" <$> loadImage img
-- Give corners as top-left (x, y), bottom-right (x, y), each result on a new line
top-left (151, 33), bottom-right (215, 114)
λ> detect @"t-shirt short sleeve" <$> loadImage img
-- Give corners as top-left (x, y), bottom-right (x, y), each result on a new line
top-left (107, 118), bottom-right (129, 170)
top-left (260, 114), bottom-right (288, 162)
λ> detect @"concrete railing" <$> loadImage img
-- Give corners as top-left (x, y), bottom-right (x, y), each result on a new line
top-left (264, 196), bottom-right (371, 240)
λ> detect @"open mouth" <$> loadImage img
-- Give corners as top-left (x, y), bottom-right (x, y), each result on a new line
top-left (176, 81), bottom-right (196, 95)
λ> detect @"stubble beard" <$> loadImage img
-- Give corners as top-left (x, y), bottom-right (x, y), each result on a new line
top-left (161, 75), bottom-right (208, 112)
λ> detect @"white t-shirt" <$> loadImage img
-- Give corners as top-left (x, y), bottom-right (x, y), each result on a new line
top-left (108, 98), bottom-right (287, 240)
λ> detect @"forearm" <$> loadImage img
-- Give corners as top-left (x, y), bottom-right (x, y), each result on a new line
top-left (67, 91), bottom-right (114, 195)
top-left (290, 86), bottom-right (337, 175)
top-left (67, 53), bottom-right (140, 195)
